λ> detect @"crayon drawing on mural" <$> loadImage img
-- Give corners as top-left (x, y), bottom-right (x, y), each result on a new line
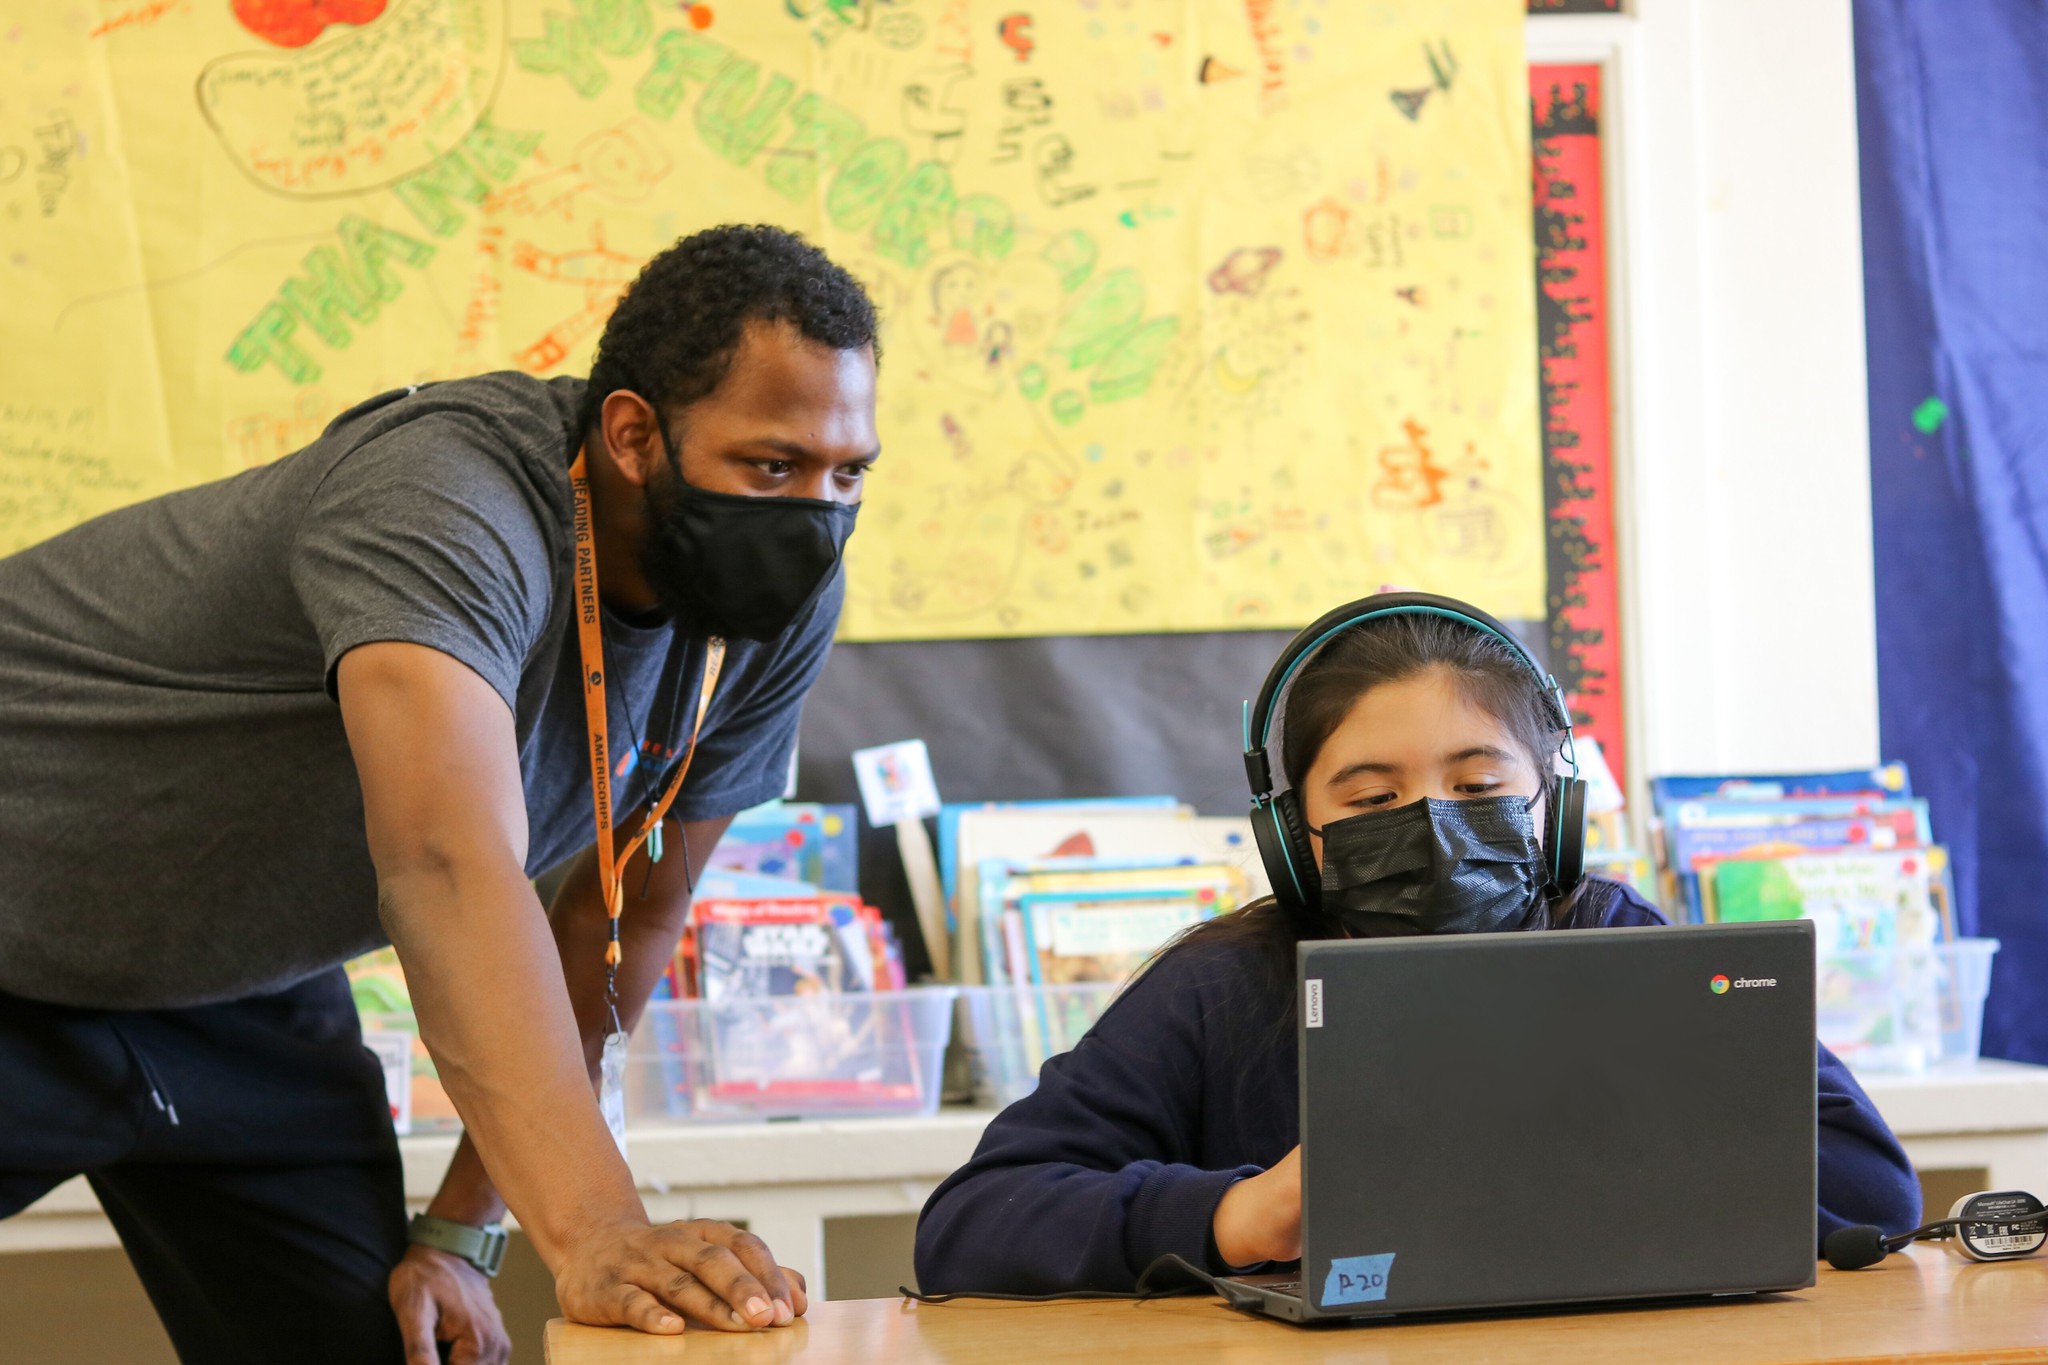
top-left (0, 0), bottom-right (1541, 640)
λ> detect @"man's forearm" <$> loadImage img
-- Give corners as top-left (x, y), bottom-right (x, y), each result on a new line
top-left (383, 857), bottom-right (645, 1270)
top-left (422, 821), bottom-right (717, 1228)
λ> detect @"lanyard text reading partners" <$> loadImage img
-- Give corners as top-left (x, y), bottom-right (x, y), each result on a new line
top-left (568, 447), bottom-right (725, 1017)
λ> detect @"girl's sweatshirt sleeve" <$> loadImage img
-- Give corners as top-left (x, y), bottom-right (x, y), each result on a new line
top-left (914, 950), bottom-right (1264, 1295)
top-left (1817, 1041), bottom-right (1921, 1246)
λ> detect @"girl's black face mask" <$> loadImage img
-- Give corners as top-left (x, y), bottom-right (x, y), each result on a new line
top-left (1314, 795), bottom-right (1548, 937)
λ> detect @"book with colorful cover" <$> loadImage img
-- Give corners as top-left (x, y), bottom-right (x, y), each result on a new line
top-left (1927, 845), bottom-right (1959, 942)
top-left (950, 809), bottom-right (1265, 984)
top-left (691, 870), bottom-right (825, 900)
top-left (692, 897), bottom-right (863, 1002)
top-left (975, 857), bottom-right (1250, 985)
top-left (1666, 796), bottom-right (1931, 836)
top-left (1657, 799), bottom-right (1933, 918)
top-left (1664, 809), bottom-right (1928, 921)
top-left (708, 802), bottom-right (859, 893)
top-left (1704, 849), bottom-right (1941, 950)
top-left (937, 797), bottom-right (1186, 924)
top-left (1000, 884), bottom-right (1222, 1076)
top-left (1017, 886), bottom-right (1222, 986)
top-left (1649, 764), bottom-right (1911, 808)
top-left (672, 896), bottom-right (920, 1111)
top-left (1740, 846), bottom-right (1952, 1069)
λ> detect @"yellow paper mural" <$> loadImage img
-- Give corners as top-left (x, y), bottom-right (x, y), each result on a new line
top-left (0, 0), bottom-right (1539, 640)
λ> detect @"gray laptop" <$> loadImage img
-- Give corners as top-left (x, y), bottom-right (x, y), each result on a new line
top-left (1219, 921), bottom-right (1818, 1323)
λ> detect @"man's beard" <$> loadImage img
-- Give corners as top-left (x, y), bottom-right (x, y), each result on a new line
top-left (637, 459), bottom-right (702, 626)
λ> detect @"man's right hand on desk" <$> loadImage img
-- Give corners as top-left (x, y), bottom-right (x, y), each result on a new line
top-left (554, 1219), bottom-right (808, 1334)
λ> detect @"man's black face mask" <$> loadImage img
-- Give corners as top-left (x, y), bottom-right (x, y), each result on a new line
top-left (1314, 794), bottom-right (1549, 937)
top-left (639, 430), bottom-right (859, 642)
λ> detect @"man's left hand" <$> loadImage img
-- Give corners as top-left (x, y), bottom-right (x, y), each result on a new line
top-left (389, 1243), bottom-right (511, 1365)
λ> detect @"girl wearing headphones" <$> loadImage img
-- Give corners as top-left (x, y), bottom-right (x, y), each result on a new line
top-left (913, 597), bottom-right (1920, 1294)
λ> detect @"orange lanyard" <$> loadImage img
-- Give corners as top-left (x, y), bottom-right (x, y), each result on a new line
top-left (569, 447), bottom-right (725, 979)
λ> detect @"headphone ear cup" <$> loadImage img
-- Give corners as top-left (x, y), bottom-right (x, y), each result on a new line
top-left (1551, 775), bottom-right (1588, 891)
top-left (1252, 791), bottom-right (1322, 913)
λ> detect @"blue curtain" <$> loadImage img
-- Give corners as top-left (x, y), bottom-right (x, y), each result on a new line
top-left (1855, 2), bottom-right (2048, 1063)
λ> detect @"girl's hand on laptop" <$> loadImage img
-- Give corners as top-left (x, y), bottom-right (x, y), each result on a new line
top-left (1211, 1146), bottom-right (1303, 1267)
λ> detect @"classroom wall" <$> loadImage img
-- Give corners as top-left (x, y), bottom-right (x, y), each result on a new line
top-left (1616, 0), bottom-right (1879, 780)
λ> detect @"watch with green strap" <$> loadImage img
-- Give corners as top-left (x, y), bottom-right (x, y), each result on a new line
top-left (406, 1213), bottom-right (508, 1279)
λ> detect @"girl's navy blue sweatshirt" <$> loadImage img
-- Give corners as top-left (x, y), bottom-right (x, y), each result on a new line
top-left (914, 879), bottom-right (1922, 1294)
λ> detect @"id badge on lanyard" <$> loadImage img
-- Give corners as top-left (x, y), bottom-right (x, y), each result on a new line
top-left (569, 448), bottom-right (725, 1155)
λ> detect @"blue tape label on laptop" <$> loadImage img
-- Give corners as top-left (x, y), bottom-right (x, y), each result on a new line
top-left (1320, 1253), bottom-right (1396, 1306)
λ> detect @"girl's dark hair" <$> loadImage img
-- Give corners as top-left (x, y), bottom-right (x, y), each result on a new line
top-left (1171, 612), bottom-right (1594, 1034)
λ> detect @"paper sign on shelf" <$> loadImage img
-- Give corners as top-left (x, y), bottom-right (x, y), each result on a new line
top-left (852, 739), bottom-right (943, 828)
top-left (852, 738), bottom-right (949, 979)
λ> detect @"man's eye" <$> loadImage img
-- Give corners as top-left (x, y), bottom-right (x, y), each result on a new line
top-left (756, 460), bottom-right (794, 476)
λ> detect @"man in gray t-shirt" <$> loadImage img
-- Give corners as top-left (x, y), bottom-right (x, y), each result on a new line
top-left (0, 226), bottom-right (878, 1361)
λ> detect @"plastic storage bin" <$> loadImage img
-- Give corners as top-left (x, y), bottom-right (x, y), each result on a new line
top-left (955, 982), bottom-right (1122, 1107)
top-left (626, 987), bottom-right (957, 1124)
top-left (1817, 937), bottom-right (1999, 1073)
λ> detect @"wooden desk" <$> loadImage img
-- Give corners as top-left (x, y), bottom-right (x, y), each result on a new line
top-left (542, 1245), bottom-right (2048, 1364)
top-left (15, 1061), bottom-right (2048, 1297)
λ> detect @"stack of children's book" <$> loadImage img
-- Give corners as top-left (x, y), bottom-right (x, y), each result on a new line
top-left (657, 800), bottom-right (904, 1003)
top-left (700, 799), bottom-right (860, 895)
top-left (1647, 763), bottom-right (1950, 940)
top-left (935, 797), bottom-right (1267, 1101)
top-left (644, 800), bottom-right (927, 1118)
top-left (939, 797), bottom-right (1269, 989)
top-left (1647, 763), bottom-right (1963, 1068)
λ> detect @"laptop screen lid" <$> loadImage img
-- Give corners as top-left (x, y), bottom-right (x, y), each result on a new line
top-left (1294, 921), bottom-right (1816, 1321)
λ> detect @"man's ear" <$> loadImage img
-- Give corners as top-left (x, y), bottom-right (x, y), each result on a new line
top-left (597, 389), bottom-right (668, 489)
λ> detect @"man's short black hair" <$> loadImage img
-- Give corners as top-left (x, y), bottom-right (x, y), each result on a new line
top-left (581, 223), bottom-right (880, 437)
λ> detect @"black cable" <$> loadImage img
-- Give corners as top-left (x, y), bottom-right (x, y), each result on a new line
top-left (898, 1254), bottom-right (1220, 1305)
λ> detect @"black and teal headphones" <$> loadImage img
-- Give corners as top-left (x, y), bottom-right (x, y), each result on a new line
top-left (1242, 591), bottom-right (1587, 913)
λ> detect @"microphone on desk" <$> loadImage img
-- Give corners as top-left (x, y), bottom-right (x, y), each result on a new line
top-left (1825, 1190), bottom-right (2047, 1270)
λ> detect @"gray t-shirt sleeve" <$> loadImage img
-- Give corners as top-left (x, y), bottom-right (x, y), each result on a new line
top-left (668, 570), bottom-right (844, 823)
top-left (290, 422), bottom-right (557, 709)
